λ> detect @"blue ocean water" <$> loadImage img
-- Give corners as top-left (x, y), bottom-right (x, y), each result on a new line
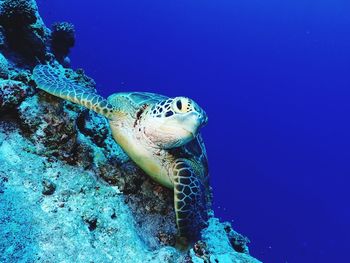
top-left (37, 1), bottom-right (350, 262)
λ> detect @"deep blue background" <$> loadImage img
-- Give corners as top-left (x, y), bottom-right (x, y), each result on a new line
top-left (37, 1), bottom-right (350, 262)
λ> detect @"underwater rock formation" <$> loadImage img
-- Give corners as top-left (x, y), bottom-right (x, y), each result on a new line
top-left (0, 79), bottom-right (33, 112)
top-left (0, 0), bottom-right (49, 64)
top-left (50, 22), bottom-right (75, 64)
top-left (0, 1), bottom-right (261, 262)
top-left (0, 52), bottom-right (9, 78)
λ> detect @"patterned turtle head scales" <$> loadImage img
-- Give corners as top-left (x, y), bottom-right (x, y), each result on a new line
top-left (143, 96), bottom-right (208, 149)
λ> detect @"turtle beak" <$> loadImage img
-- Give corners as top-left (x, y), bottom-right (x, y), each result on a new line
top-left (182, 111), bottom-right (207, 138)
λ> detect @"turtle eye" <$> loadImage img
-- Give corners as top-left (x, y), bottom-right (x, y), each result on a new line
top-left (176, 100), bottom-right (182, 111)
top-left (173, 97), bottom-right (189, 113)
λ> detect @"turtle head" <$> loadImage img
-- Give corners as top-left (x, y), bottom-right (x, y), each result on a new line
top-left (144, 97), bottom-right (208, 149)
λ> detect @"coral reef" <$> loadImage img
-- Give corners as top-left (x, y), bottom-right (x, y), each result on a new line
top-left (0, 125), bottom-right (154, 262)
top-left (0, 79), bottom-right (33, 112)
top-left (0, 52), bottom-right (9, 78)
top-left (51, 22), bottom-right (75, 63)
top-left (0, 0), bottom-right (261, 262)
top-left (0, 122), bottom-right (261, 262)
top-left (0, 0), bottom-right (37, 25)
top-left (0, 0), bottom-right (50, 64)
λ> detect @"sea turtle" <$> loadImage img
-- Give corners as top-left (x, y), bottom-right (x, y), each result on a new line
top-left (32, 64), bottom-right (211, 241)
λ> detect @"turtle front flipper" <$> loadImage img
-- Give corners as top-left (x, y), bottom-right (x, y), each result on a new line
top-left (33, 65), bottom-right (115, 119)
top-left (173, 158), bottom-right (210, 242)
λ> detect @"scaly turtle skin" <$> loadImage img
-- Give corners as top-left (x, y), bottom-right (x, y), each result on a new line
top-left (33, 64), bottom-right (211, 241)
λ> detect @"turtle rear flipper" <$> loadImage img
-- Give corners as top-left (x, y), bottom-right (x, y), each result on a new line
top-left (173, 159), bottom-right (209, 242)
top-left (33, 65), bottom-right (115, 118)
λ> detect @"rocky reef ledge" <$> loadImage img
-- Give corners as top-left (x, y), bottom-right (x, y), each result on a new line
top-left (0, 1), bottom-right (261, 262)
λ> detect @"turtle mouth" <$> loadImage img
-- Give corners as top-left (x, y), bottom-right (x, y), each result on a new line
top-left (183, 128), bottom-right (196, 140)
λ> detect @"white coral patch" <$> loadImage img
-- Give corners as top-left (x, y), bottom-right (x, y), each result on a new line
top-left (0, 140), bottom-right (21, 165)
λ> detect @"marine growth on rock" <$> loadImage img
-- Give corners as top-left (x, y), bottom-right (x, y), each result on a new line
top-left (0, 0), bottom-right (49, 63)
top-left (51, 22), bottom-right (75, 63)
